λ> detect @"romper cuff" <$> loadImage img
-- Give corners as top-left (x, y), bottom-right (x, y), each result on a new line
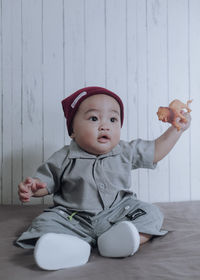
top-left (131, 139), bottom-right (157, 169)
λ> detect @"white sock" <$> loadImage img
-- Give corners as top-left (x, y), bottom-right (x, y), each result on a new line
top-left (34, 233), bottom-right (91, 270)
top-left (97, 221), bottom-right (140, 258)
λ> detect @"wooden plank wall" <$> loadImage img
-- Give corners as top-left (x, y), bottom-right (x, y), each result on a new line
top-left (0, 0), bottom-right (200, 205)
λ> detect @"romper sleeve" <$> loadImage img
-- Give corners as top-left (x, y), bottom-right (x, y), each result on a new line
top-left (33, 146), bottom-right (70, 194)
top-left (120, 139), bottom-right (157, 170)
top-left (130, 139), bottom-right (157, 169)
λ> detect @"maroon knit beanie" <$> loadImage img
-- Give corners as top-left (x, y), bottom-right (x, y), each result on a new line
top-left (62, 86), bottom-right (124, 136)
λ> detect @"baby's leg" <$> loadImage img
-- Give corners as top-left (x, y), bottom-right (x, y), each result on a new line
top-left (34, 233), bottom-right (91, 270)
top-left (140, 233), bottom-right (152, 244)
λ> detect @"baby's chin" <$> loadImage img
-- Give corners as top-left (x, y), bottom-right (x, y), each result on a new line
top-left (83, 144), bottom-right (116, 156)
top-left (87, 148), bottom-right (113, 156)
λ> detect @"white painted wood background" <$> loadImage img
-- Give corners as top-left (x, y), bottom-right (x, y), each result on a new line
top-left (0, 0), bottom-right (200, 205)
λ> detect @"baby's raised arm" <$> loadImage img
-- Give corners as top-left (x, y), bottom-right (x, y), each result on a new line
top-left (154, 112), bottom-right (191, 163)
top-left (18, 177), bottom-right (48, 203)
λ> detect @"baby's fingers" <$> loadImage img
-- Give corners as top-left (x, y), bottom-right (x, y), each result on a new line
top-left (18, 182), bottom-right (29, 193)
top-left (18, 189), bottom-right (31, 202)
top-left (18, 187), bottom-right (32, 200)
top-left (35, 181), bottom-right (47, 190)
top-left (31, 179), bottom-right (47, 192)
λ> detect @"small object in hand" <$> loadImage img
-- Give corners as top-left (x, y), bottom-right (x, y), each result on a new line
top-left (157, 99), bottom-right (192, 131)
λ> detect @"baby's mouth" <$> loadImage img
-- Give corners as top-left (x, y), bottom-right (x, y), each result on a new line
top-left (98, 135), bottom-right (110, 143)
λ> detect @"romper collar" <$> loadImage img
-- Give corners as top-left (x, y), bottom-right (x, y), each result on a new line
top-left (68, 140), bottom-right (121, 159)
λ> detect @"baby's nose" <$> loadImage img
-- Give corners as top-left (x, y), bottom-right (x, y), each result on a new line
top-left (99, 122), bottom-right (110, 131)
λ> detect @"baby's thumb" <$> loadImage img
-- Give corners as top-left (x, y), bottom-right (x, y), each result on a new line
top-left (36, 181), bottom-right (47, 190)
top-left (31, 180), bottom-right (46, 193)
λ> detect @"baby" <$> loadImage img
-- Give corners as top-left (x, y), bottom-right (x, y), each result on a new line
top-left (16, 86), bottom-right (191, 270)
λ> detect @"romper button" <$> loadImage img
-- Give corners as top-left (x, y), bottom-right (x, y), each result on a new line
top-left (99, 183), bottom-right (105, 189)
top-left (59, 210), bottom-right (64, 215)
top-left (125, 205), bottom-right (130, 210)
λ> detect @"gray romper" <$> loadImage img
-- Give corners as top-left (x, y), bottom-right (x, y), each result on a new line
top-left (16, 139), bottom-right (167, 249)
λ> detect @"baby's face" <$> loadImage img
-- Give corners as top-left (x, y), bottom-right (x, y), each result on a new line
top-left (71, 94), bottom-right (121, 155)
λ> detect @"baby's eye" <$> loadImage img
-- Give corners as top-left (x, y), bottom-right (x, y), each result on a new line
top-left (110, 117), bottom-right (117, 123)
top-left (89, 116), bottom-right (98, 121)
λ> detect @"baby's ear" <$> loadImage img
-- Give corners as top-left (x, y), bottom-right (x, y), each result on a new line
top-left (70, 132), bottom-right (75, 139)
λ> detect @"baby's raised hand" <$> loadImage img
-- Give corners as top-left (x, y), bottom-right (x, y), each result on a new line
top-left (18, 177), bottom-right (46, 202)
top-left (175, 111), bottom-right (191, 132)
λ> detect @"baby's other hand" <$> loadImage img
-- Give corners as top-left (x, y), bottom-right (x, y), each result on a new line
top-left (18, 177), bottom-right (46, 203)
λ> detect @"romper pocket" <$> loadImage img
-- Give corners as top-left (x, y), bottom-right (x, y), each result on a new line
top-left (44, 206), bottom-right (79, 225)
